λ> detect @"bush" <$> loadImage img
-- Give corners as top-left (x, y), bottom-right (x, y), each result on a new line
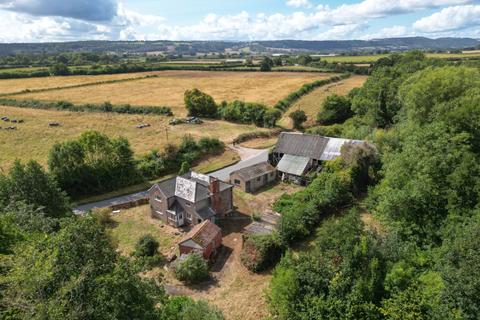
top-left (317, 94), bottom-right (353, 125)
top-left (289, 110), bottom-right (307, 129)
top-left (134, 235), bottom-right (159, 257)
top-left (218, 100), bottom-right (280, 127)
top-left (260, 57), bottom-right (274, 72)
top-left (174, 253), bottom-right (209, 284)
top-left (184, 88), bottom-right (218, 118)
top-left (241, 233), bottom-right (285, 272)
top-left (162, 296), bottom-right (224, 319)
top-left (91, 208), bottom-right (113, 227)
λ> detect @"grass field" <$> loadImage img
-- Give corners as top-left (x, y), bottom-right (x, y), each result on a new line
top-left (0, 105), bottom-right (263, 169)
top-left (8, 71), bottom-right (334, 116)
top-left (321, 51), bottom-right (480, 63)
top-left (279, 75), bottom-right (367, 128)
top-left (0, 72), bottom-right (164, 95)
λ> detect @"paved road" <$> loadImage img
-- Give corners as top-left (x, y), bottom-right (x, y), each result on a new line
top-left (74, 146), bottom-right (268, 214)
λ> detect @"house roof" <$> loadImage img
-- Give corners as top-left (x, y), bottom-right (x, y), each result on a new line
top-left (274, 132), bottom-right (365, 162)
top-left (179, 220), bottom-right (221, 248)
top-left (277, 154), bottom-right (310, 176)
top-left (274, 132), bottom-right (329, 160)
top-left (153, 171), bottom-right (232, 203)
top-left (230, 162), bottom-right (276, 181)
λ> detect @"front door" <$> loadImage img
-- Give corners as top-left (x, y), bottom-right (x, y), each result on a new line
top-left (246, 181), bottom-right (251, 193)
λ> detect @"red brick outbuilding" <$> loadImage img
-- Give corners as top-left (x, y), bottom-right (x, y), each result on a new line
top-left (178, 220), bottom-right (222, 260)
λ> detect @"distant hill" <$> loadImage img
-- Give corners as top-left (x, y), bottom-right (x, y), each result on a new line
top-left (0, 37), bottom-right (478, 56)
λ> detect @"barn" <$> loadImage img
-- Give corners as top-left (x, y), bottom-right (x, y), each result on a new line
top-left (178, 220), bottom-right (222, 260)
top-left (229, 162), bottom-right (277, 193)
top-left (272, 132), bottom-right (364, 184)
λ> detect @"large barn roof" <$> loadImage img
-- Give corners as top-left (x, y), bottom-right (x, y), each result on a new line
top-left (277, 154), bottom-right (310, 176)
top-left (274, 132), bottom-right (329, 160)
top-left (274, 132), bottom-right (364, 161)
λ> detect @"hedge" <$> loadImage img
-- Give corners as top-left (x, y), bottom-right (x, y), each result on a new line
top-left (273, 73), bottom-right (351, 113)
top-left (0, 98), bottom-right (173, 116)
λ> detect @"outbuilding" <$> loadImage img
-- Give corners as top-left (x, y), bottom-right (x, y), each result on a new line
top-left (178, 220), bottom-right (222, 260)
top-left (229, 162), bottom-right (277, 193)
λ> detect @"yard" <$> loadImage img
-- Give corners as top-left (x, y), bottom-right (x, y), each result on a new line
top-left (108, 182), bottom-right (302, 320)
top-left (0, 105), bottom-right (258, 168)
top-left (7, 70), bottom-right (334, 116)
top-left (279, 75), bottom-right (368, 128)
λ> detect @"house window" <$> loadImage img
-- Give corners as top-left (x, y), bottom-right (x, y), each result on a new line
top-left (270, 172), bottom-right (275, 177)
top-left (185, 202), bottom-right (191, 207)
top-left (234, 179), bottom-right (241, 185)
top-left (257, 177), bottom-right (261, 182)
top-left (179, 213), bottom-right (183, 219)
top-left (197, 218), bottom-right (202, 224)
top-left (186, 212), bottom-right (192, 220)
top-left (154, 195), bottom-right (162, 202)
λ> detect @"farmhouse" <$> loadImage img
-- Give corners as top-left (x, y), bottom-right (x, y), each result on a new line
top-left (178, 220), bottom-right (222, 260)
top-left (230, 162), bottom-right (277, 193)
top-left (149, 172), bottom-right (233, 228)
top-left (272, 132), bottom-right (364, 184)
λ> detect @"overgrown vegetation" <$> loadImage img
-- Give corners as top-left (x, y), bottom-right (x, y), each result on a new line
top-left (173, 253), bottom-right (210, 284)
top-left (137, 135), bottom-right (224, 180)
top-left (267, 51), bottom-right (480, 320)
top-left (240, 233), bottom-right (285, 272)
top-left (0, 204), bottom-right (223, 319)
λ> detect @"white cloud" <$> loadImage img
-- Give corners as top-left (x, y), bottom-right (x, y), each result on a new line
top-left (286, 0), bottom-right (312, 8)
top-left (0, 0), bottom-right (479, 42)
top-left (314, 0), bottom-right (475, 25)
top-left (413, 5), bottom-right (480, 32)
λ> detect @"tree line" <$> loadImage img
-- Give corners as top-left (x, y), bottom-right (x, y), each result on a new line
top-left (264, 51), bottom-right (480, 319)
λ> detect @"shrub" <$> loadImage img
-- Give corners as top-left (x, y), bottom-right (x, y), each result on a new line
top-left (184, 88), bottom-right (218, 118)
top-left (134, 235), bottom-right (159, 257)
top-left (241, 233), bottom-right (285, 272)
top-left (260, 57), bottom-right (274, 72)
top-left (91, 208), bottom-right (114, 227)
top-left (174, 253), bottom-right (209, 284)
top-left (218, 100), bottom-right (280, 128)
top-left (317, 94), bottom-right (353, 125)
top-left (289, 110), bottom-right (307, 129)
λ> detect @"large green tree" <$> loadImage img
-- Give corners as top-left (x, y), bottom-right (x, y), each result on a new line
top-left (0, 160), bottom-right (71, 218)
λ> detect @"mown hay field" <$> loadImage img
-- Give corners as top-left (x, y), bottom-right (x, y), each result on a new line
top-left (280, 75), bottom-right (368, 128)
top-left (0, 105), bottom-right (263, 169)
top-left (0, 71), bottom-right (167, 95)
top-left (9, 71), bottom-right (335, 116)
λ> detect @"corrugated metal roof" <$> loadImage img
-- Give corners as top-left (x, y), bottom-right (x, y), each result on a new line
top-left (320, 138), bottom-right (364, 161)
top-left (230, 162), bottom-right (276, 181)
top-left (277, 154), bottom-right (310, 176)
top-left (179, 220), bottom-right (221, 248)
top-left (273, 132), bottom-right (329, 160)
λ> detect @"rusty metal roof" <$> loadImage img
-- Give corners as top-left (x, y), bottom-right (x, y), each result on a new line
top-left (179, 220), bottom-right (221, 248)
top-left (230, 162), bottom-right (276, 181)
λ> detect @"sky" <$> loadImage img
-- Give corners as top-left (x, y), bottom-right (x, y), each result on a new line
top-left (0, 0), bottom-right (479, 43)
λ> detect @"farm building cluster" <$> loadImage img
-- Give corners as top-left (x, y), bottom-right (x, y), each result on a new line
top-left (147, 132), bottom-right (367, 260)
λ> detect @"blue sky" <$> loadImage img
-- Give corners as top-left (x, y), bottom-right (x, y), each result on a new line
top-left (0, 0), bottom-right (479, 42)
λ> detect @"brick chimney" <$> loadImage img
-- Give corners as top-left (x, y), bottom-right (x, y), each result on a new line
top-left (209, 177), bottom-right (222, 215)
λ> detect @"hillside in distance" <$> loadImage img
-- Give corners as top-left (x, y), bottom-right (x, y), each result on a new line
top-left (0, 37), bottom-right (478, 56)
